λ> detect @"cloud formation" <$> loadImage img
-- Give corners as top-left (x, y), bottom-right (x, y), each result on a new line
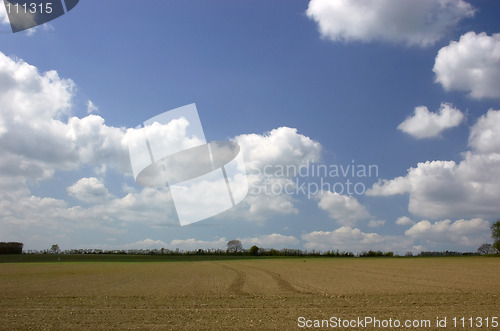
top-left (168, 238), bottom-right (228, 251)
top-left (67, 177), bottom-right (114, 204)
top-left (231, 127), bottom-right (322, 221)
top-left (236, 127), bottom-right (321, 173)
top-left (0, 50), bottom-right (327, 249)
top-left (240, 233), bottom-right (300, 249)
top-left (434, 32), bottom-right (500, 99)
top-left (0, 52), bottom-right (130, 182)
top-left (396, 216), bottom-right (414, 226)
top-left (405, 218), bottom-right (490, 248)
top-left (302, 226), bottom-right (411, 253)
top-left (306, 0), bottom-right (474, 47)
top-left (369, 109), bottom-right (500, 219)
top-left (317, 191), bottom-right (371, 225)
top-left (86, 100), bottom-right (99, 114)
top-left (469, 109), bottom-right (500, 154)
top-left (397, 103), bottom-right (464, 139)
top-left (123, 239), bottom-right (169, 249)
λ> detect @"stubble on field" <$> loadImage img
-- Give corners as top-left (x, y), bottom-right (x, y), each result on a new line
top-left (0, 257), bottom-right (499, 330)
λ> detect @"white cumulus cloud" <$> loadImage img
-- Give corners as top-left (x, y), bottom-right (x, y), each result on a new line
top-left (0, 50), bottom-right (330, 248)
top-left (227, 127), bottom-right (321, 221)
top-left (123, 239), bottom-right (168, 249)
top-left (397, 103), bottom-right (464, 139)
top-left (317, 191), bottom-right (371, 225)
top-left (236, 127), bottom-right (321, 173)
top-left (434, 32), bottom-right (500, 99)
top-left (302, 226), bottom-right (411, 253)
top-left (368, 153), bottom-right (500, 219)
top-left (239, 233), bottom-right (300, 249)
top-left (405, 218), bottom-right (491, 248)
top-left (396, 216), bottom-right (414, 226)
top-left (0, 52), bottom-right (130, 181)
top-left (369, 109), bottom-right (500, 219)
top-left (306, 0), bottom-right (475, 47)
top-left (67, 177), bottom-right (114, 204)
top-left (469, 109), bottom-right (500, 154)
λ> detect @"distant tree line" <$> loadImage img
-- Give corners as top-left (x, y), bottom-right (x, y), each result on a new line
top-left (7, 238), bottom-right (497, 257)
top-left (359, 250), bottom-right (394, 257)
top-left (23, 247), bottom-right (355, 257)
top-left (418, 251), bottom-right (479, 257)
top-left (477, 243), bottom-right (498, 255)
top-left (21, 247), bottom-right (482, 257)
top-left (0, 242), bottom-right (23, 254)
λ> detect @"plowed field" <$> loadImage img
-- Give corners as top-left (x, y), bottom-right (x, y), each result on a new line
top-left (1, 257), bottom-right (499, 330)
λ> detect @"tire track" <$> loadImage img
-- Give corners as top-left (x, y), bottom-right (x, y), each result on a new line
top-left (254, 267), bottom-right (296, 292)
top-left (246, 265), bottom-right (313, 294)
top-left (219, 262), bottom-right (315, 296)
top-left (218, 263), bottom-right (248, 296)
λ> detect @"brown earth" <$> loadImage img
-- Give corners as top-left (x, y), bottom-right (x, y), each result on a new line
top-left (0, 257), bottom-right (499, 330)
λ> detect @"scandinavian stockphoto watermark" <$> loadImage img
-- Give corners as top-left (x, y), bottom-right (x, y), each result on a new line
top-left (250, 160), bottom-right (379, 199)
top-left (3, 0), bottom-right (79, 33)
top-left (125, 104), bottom-right (375, 224)
top-left (126, 104), bottom-right (248, 226)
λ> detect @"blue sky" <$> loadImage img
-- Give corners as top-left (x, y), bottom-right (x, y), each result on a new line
top-left (1, 0), bottom-right (500, 253)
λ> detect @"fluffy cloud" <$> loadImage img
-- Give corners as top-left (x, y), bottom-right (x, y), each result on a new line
top-left (306, 0), bottom-right (474, 47)
top-left (302, 226), bottom-right (411, 253)
top-left (0, 52), bottom-right (130, 181)
top-left (369, 109), bottom-right (500, 219)
top-left (317, 191), bottom-right (371, 225)
top-left (0, 51), bottom-right (327, 247)
top-left (122, 239), bottom-right (168, 249)
top-left (90, 187), bottom-right (177, 225)
top-left (0, 50), bottom-right (328, 250)
top-left (367, 176), bottom-right (411, 197)
top-left (368, 153), bottom-right (500, 219)
top-left (229, 127), bottom-right (321, 221)
top-left (0, 52), bottom-right (135, 246)
top-left (468, 109), bottom-right (500, 154)
top-left (397, 103), bottom-right (464, 139)
top-left (302, 219), bottom-right (488, 253)
top-left (434, 32), bottom-right (500, 99)
top-left (396, 216), bottom-right (414, 226)
top-left (168, 238), bottom-right (227, 251)
top-left (87, 100), bottom-right (99, 114)
top-left (0, 53), bottom-right (74, 179)
top-left (236, 127), bottom-right (321, 173)
top-left (405, 218), bottom-right (491, 248)
top-left (67, 115), bottom-right (130, 173)
top-left (239, 233), bottom-right (300, 249)
top-left (0, 180), bottom-right (180, 249)
top-left (67, 177), bottom-right (114, 204)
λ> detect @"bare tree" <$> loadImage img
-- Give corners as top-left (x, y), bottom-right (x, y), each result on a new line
top-left (227, 240), bottom-right (242, 253)
top-left (477, 243), bottom-right (497, 255)
top-left (51, 244), bottom-right (60, 254)
top-left (492, 220), bottom-right (500, 252)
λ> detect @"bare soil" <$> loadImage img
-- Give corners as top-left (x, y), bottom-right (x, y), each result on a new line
top-left (0, 257), bottom-right (498, 330)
